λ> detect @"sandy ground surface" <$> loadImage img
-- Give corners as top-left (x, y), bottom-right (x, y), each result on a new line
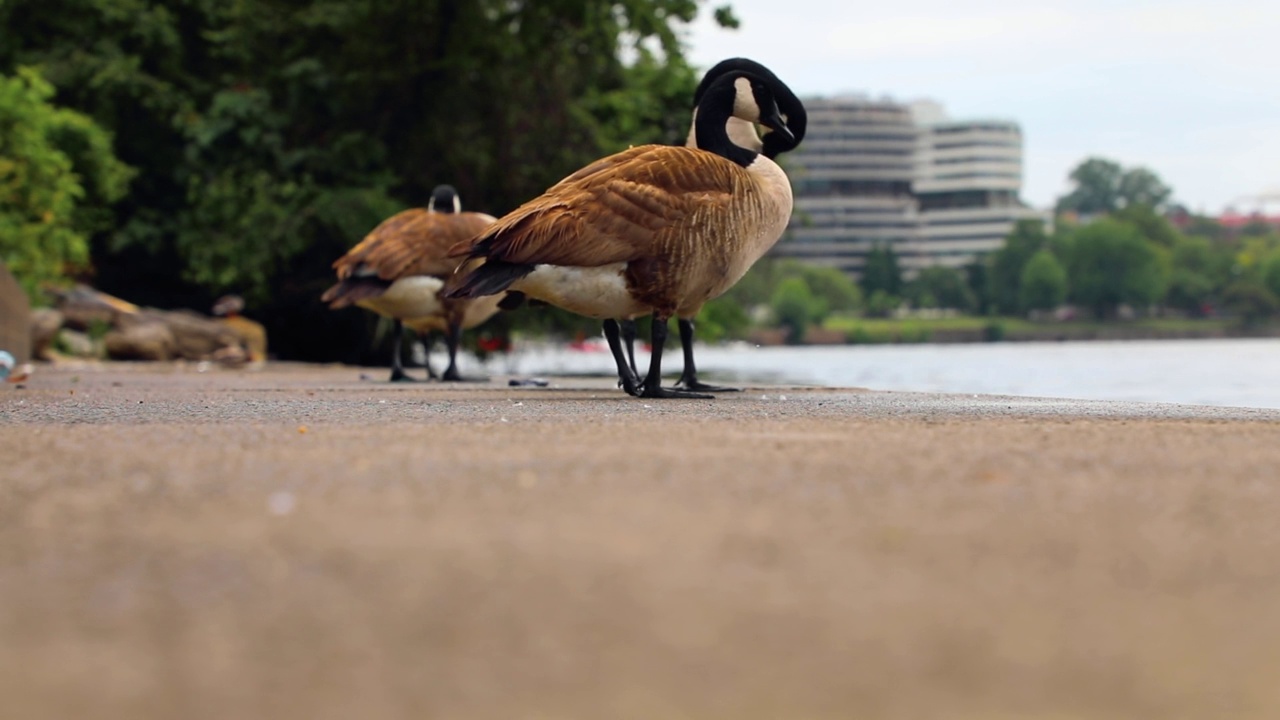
top-left (4, 361), bottom-right (1280, 720)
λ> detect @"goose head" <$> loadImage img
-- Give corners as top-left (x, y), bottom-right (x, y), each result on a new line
top-left (693, 58), bottom-right (807, 158)
top-left (212, 294), bottom-right (245, 317)
top-left (693, 71), bottom-right (795, 167)
top-left (429, 184), bottom-right (461, 214)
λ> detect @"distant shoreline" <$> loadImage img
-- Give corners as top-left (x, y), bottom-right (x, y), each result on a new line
top-left (751, 317), bottom-right (1280, 346)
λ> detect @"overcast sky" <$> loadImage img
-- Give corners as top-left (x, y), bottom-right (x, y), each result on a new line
top-left (683, 0), bottom-right (1279, 213)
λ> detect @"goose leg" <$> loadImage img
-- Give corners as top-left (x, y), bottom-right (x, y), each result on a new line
top-left (620, 318), bottom-right (640, 378)
top-left (419, 332), bottom-right (440, 380)
top-left (640, 316), bottom-right (713, 400)
top-left (389, 320), bottom-right (419, 382)
top-left (603, 319), bottom-right (642, 396)
top-left (441, 323), bottom-right (465, 381)
top-left (674, 318), bottom-right (740, 392)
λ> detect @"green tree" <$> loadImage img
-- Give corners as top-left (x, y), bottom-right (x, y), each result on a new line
top-left (863, 289), bottom-right (899, 318)
top-left (0, 0), bottom-right (733, 359)
top-left (1221, 280), bottom-right (1278, 327)
top-left (770, 276), bottom-right (827, 344)
top-left (0, 67), bottom-right (132, 299)
top-left (1056, 157), bottom-right (1124, 215)
top-left (1164, 236), bottom-right (1229, 315)
top-left (1114, 203), bottom-right (1180, 248)
top-left (987, 219), bottom-right (1047, 315)
top-left (798, 264), bottom-right (862, 313)
top-left (906, 266), bottom-right (975, 311)
top-left (1064, 219), bottom-right (1167, 318)
top-left (1019, 250), bottom-right (1068, 312)
top-left (1263, 251), bottom-right (1280, 300)
top-left (694, 295), bottom-right (750, 343)
top-left (1056, 157), bottom-right (1172, 215)
top-left (1117, 167), bottom-right (1173, 210)
top-left (860, 243), bottom-right (902, 297)
top-left (963, 260), bottom-right (991, 315)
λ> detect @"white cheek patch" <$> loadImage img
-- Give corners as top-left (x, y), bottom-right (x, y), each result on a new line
top-left (732, 77), bottom-right (760, 122)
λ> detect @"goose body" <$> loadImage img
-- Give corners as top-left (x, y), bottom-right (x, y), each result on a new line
top-left (322, 185), bottom-right (502, 381)
top-left (616, 58), bottom-right (806, 393)
top-left (447, 72), bottom-right (796, 398)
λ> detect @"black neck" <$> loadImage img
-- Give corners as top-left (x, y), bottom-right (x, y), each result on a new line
top-left (693, 83), bottom-right (759, 168)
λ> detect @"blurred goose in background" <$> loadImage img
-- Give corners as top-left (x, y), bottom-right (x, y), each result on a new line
top-left (445, 71), bottom-right (796, 399)
top-left (211, 294), bottom-right (268, 363)
top-left (321, 185), bottom-right (503, 382)
top-left (612, 58), bottom-right (807, 393)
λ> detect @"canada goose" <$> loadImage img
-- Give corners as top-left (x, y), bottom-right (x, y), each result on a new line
top-left (614, 58), bottom-right (807, 392)
top-left (321, 185), bottom-right (503, 382)
top-left (445, 71), bottom-right (795, 399)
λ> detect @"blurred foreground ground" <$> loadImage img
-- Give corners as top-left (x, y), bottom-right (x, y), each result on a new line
top-left (4, 362), bottom-right (1280, 719)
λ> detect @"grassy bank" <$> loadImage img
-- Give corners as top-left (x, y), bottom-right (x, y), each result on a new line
top-left (818, 315), bottom-right (1279, 345)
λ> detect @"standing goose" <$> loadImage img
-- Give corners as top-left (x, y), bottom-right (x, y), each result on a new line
top-left (613, 58), bottom-right (807, 393)
top-left (444, 71), bottom-right (795, 399)
top-left (321, 185), bottom-right (503, 382)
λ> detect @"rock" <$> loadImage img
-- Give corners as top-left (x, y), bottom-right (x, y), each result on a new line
top-left (58, 328), bottom-right (103, 358)
top-left (135, 310), bottom-right (242, 360)
top-left (218, 316), bottom-right (268, 362)
top-left (165, 310), bottom-right (244, 360)
top-left (52, 284), bottom-right (139, 332)
top-left (104, 321), bottom-right (177, 361)
top-left (211, 343), bottom-right (249, 368)
top-left (30, 308), bottom-right (64, 360)
top-left (0, 262), bottom-right (31, 363)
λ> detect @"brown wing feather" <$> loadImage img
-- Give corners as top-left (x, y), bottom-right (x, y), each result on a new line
top-left (334, 210), bottom-right (496, 281)
top-left (452, 145), bottom-right (743, 268)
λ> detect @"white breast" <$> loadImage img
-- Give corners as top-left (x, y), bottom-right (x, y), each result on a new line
top-left (687, 155), bottom-right (795, 310)
top-left (513, 263), bottom-right (651, 320)
top-left (743, 154), bottom-right (794, 264)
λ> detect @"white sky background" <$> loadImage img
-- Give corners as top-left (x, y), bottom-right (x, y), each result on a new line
top-left (682, 0), bottom-right (1280, 213)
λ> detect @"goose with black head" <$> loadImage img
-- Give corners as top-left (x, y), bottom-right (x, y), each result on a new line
top-left (610, 58), bottom-right (807, 393)
top-left (444, 71), bottom-right (796, 399)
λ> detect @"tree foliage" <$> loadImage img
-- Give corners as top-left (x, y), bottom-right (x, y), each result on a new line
top-left (1264, 252), bottom-right (1280, 301)
top-left (1063, 219), bottom-right (1166, 318)
top-left (0, 67), bottom-right (132, 299)
top-left (796, 264), bottom-right (862, 313)
top-left (1222, 280), bottom-right (1279, 327)
top-left (1019, 250), bottom-right (1067, 312)
top-left (860, 243), bottom-right (902, 297)
top-left (0, 0), bottom-right (735, 358)
top-left (905, 266), bottom-right (975, 311)
top-left (770, 276), bottom-right (826, 343)
top-left (1164, 235), bottom-right (1230, 315)
top-left (1055, 157), bottom-right (1173, 215)
top-left (987, 219), bottom-right (1047, 315)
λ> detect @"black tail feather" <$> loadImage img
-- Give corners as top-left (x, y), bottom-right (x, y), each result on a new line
top-left (445, 260), bottom-right (535, 299)
top-left (321, 277), bottom-right (391, 309)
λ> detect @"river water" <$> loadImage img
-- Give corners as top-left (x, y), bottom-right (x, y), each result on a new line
top-left (499, 338), bottom-right (1280, 410)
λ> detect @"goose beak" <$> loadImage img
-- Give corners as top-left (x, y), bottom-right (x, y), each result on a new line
top-left (760, 108), bottom-right (795, 146)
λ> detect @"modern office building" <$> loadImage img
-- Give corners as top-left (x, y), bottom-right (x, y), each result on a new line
top-left (775, 97), bottom-right (1043, 277)
top-left (780, 97), bottom-right (920, 276)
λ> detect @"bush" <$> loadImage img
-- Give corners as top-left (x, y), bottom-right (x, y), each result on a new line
top-left (0, 68), bottom-right (132, 299)
top-left (770, 277), bottom-right (827, 343)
